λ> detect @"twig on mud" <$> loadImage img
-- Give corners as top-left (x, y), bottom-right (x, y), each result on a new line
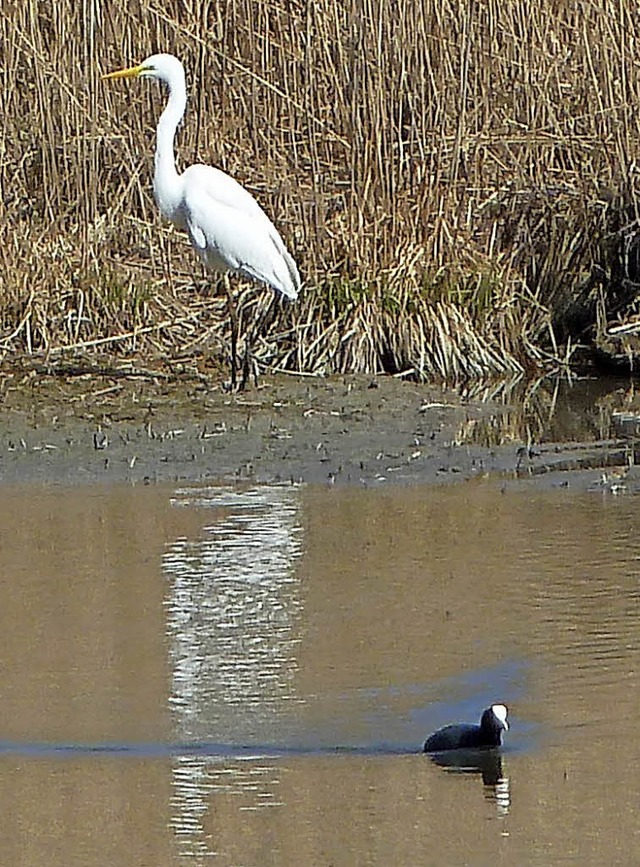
top-left (73, 384), bottom-right (125, 401)
top-left (269, 366), bottom-right (322, 378)
top-left (33, 362), bottom-right (172, 380)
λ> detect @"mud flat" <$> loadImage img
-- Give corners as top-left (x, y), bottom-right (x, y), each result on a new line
top-left (0, 370), bottom-right (638, 494)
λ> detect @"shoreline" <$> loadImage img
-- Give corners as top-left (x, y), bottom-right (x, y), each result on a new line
top-left (0, 373), bottom-right (636, 494)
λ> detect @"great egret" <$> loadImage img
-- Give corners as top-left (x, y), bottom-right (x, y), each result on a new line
top-left (102, 53), bottom-right (300, 387)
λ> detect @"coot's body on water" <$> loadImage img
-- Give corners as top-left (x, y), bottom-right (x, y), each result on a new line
top-left (423, 704), bottom-right (509, 753)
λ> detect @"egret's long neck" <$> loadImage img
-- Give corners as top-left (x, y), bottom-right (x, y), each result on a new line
top-left (153, 75), bottom-right (187, 224)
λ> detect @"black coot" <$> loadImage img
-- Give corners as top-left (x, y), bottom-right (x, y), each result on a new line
top-left (423, 704), bottom-right (509, 752)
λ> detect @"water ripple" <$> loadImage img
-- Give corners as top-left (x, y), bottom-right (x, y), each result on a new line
top-left (163, 484), bottom-right (304, 856)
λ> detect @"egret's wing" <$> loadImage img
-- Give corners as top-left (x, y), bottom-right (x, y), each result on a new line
top-left (183, 164), bottom-right (273, 221)
top-left (181, 165), bottom-right (300, 300)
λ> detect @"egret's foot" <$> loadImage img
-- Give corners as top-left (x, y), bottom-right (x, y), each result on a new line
top-left (221, 351), bottom-right (256, 392)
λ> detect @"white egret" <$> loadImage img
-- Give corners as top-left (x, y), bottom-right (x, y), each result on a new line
top-left (102, 53), bottom-right (300, 387)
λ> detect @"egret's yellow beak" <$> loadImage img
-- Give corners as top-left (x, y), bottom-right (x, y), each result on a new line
top-left (101, 64), bottom-right (145, 81)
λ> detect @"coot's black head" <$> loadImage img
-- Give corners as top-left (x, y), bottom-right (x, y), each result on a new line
top-left (480, 704), bottom-right (509, 745)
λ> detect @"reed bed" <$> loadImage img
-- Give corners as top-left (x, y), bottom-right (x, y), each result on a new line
top-left (1, 0), bottom-right (640, 382)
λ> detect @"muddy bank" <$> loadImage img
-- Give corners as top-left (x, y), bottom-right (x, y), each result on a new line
top-left (0, 370), bottom-right (638, 493)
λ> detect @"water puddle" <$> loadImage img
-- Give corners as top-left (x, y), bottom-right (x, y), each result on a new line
top-left (0, 479), bottom-right (639, 864)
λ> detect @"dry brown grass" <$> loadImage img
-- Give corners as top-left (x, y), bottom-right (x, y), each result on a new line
top-left (2, 0), bottom-right (640, 382)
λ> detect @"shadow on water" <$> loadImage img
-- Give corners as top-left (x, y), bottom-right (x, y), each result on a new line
top-left (406, 659), bottom-right (530, 736)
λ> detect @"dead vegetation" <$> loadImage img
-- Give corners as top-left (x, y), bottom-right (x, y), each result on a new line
top-left (2, 0), bottom-right (640, 384)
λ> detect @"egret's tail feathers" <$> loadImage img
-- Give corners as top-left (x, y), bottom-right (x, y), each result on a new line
top-left (279, 247), bottom-right (301, 301)
top-left (240, 235), bottom-right (300, 301)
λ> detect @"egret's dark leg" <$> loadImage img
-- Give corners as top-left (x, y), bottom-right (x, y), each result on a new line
top-left (240, 309), bottom-right (258, 391)
top-left (240, 331), bottom-right (254, 390)
top-left (240, 291), bottom-right (276, 390)
top-left (224, 275), bottom-right (238, 390)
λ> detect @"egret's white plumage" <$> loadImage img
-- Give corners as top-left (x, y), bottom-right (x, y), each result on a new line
top-left (103, 53), bottom-right (300, 301)
top-left (103, 53), bottom-right (300, 387)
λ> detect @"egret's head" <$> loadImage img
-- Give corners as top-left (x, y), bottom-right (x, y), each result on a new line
top-left (102, 53), bottom-right (185, 88)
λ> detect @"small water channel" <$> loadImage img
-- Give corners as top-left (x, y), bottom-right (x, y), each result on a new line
top-left (0, 474), bottom-right (638, 865)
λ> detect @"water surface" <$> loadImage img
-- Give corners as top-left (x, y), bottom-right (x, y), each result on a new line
top-left (0, 479), bottom-right (638, 865)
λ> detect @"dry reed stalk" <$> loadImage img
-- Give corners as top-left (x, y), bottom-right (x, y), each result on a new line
top-left (2, 0), bottom-right (640, 381)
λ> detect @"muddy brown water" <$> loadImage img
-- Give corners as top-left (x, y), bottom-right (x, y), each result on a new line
top-left (0, 478), bottom-right (639, 865)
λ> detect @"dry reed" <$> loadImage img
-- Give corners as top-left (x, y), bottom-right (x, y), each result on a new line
top-left (2, 0), bottom-right (640, 382)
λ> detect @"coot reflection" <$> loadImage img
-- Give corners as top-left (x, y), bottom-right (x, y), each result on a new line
top-left (428, 746), bottom-right (504, 786)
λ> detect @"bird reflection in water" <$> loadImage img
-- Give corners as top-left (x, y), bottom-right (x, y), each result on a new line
top-left (427, 749), bottom-right (511, 817)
